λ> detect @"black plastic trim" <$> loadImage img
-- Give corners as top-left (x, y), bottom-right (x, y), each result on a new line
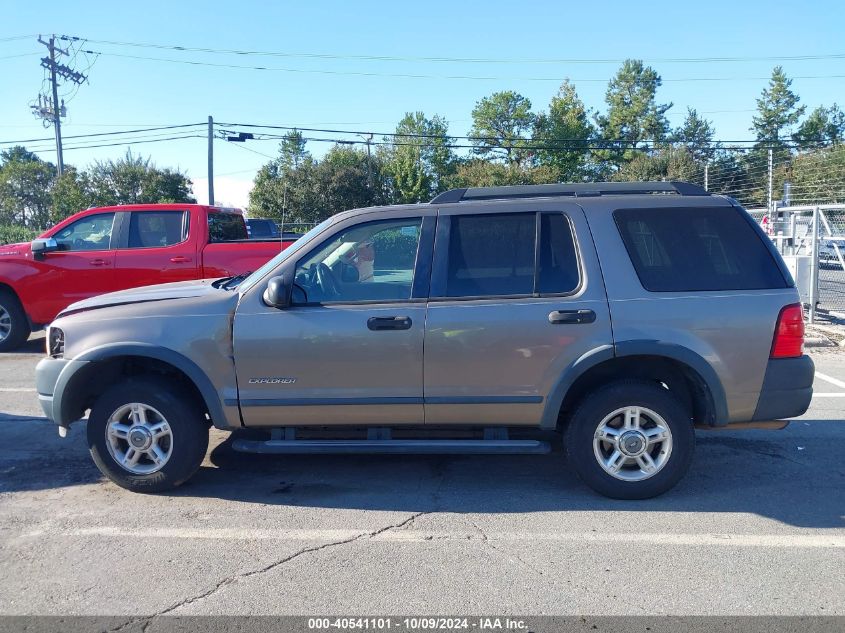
top-left (752, 355), bottom-right (815, 421)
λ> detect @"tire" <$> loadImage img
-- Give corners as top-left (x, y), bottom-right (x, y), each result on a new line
top-left (87, 378), bottom-right (209, 493)
top-left (564, 380), bottom-right (695, 500)
top-left (0, 289), bottom-right (31, 353)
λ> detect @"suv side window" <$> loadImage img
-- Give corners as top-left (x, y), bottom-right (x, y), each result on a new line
top-left (53, 213), bottom-right (116, 252)
top-left (128, 211), bottom-right (188, 248)
top-left (614, 207), bottom-right (789, 291)
top-left (439, 212), bottom-right (580, 298)
top-left (293, 217), bottom-right (423, 304)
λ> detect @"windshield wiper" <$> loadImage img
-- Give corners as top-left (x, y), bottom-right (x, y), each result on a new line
top-left (221, 271), bottom-right (252, 290)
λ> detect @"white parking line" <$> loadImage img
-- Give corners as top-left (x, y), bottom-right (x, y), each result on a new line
top-left (815, 372), bottom-right (845, 390)
top-left (0, 388), bottom-right (36, 392)
top-left (813, 393), bottom-right (845, 397)
top-left (17, 527), bottom-right (845, 549)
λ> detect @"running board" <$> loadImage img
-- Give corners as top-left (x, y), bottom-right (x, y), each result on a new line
top-left (232, 438), bottom-right (551, 455)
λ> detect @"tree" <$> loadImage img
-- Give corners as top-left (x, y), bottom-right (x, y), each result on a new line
top-left (469, 91), bottom-right (536, 166)
top-left (673, 108), bottom-right (716, 162)
top-left (50, 167), bottom-right (94, 223)
top-left (533, 80), bottom-right (595, 181)
top-left (383, 112), bottom-right (454, 203)
top-left (785, 144), bottom-right (845, 204)
top-left (792, 104), bottom-right (845, 149)
top-left (595, 60), bottom-right (672, 171)
top-left (0, 146), bottom-right (55, 229)
top-left (87, 150), bottom-right (195, 205)
top-left (751, 66), bottom-right (805, 151)
top-left (612, 146), bottom-right (700, 183)
top-left (278, 129), bottom-right (310, 171)
top-left (447, 159), bottom-right (556, 189)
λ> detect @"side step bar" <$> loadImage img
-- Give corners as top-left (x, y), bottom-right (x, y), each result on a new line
top-left (232, 438), bottom-right (550, 455)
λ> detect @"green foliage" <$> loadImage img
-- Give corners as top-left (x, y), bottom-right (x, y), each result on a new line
top-left (786, 144), bottom-right (845, 204)
top-left (594, 60), bottom-right (672, 171)
top-left (87, 150), bottom-right (195, 206)
top-left (0, 147), bottom-right (56, 229)
top-left (612, 146), bottom-right (700, 183)
top-left (751, 66), bottom-right (805, 152)
top-left (372, 230), bottom-right (418, 269)
top-left (383, 112), bottom-right (454, 203)
top-left (673, 108), bottom-right (717, 162)
top-left (248, 142), bottom-right (389, 224)
top-left (50, 168), bottom-right (94, 224)
top-left (533, 80), bottom-right (595, 181)
top-left (447, 159), bottom-right (557, 188)
top-left (0, 224), bottom-right (38, 245)
top-left (792, 104), bottom-right (845, 150)
top-left (469, 91), bottom-right (536, 166)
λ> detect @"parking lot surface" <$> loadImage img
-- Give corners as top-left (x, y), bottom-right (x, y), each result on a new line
top-left (1, 333), bottom-right (844, 618)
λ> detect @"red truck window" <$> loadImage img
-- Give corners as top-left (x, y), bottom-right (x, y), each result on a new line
top-left (54, 213), bottom-right (116, 252)
top-left (128, 211), bottom-right (188, 248)
top-left (208, 213), bottom-right (247, 242)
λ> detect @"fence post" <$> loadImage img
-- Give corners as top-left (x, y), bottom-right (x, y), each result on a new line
top-left (809, 206), bottom-right (820, 324)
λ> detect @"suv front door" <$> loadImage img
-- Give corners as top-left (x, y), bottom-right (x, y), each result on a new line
top-left (234, 211), bottom-right (435, 427)
top-left (424, 202), bottom-right (612, 428)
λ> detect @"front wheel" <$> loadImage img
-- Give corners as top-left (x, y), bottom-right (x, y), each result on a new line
top-left (0, 289), bottom-right (31, 353)
top-left (565, 380), bottom-right (695, 500)
top-left (87, 378), bottom-right (209, 493)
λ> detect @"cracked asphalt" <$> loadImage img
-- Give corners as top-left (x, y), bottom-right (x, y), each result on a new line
top-left (1, 333), bottom-right (844, 617)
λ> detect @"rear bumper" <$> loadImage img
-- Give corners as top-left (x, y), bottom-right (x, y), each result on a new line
top-left (752, 355), bottom-right (815, 421)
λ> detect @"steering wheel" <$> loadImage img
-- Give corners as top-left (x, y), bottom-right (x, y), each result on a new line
top-left (314, 262), bottom-right (341, 299)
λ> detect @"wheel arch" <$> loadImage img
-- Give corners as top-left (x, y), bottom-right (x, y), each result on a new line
top-left (55, 343), bottom-right (228, 429)
top-left (541, 341), bottom-right (728, 430)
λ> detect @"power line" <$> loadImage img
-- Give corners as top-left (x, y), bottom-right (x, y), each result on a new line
top-left (0, 122), bottom-right (206, 145)
top-left (74, 48), bottom-right (845, 83)
top-left (63, 35), bottom-right (845, 65)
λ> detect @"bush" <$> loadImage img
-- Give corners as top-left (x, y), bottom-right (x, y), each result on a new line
top-left (0, 224), bottom-right (37, 246)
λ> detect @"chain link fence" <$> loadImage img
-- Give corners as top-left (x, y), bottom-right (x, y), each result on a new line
top-left (673, 145), bottom-right (845, 320)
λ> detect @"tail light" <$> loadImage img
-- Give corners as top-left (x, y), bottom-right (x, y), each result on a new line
top-left (770, 303), bottom-right (804, 358)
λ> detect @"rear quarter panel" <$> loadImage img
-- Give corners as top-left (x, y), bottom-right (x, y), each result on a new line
top-left (584, 196), bottom-right (800, 423)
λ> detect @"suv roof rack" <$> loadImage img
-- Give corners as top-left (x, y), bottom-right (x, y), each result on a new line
top-left (430, 181), bottom-right (709, 204)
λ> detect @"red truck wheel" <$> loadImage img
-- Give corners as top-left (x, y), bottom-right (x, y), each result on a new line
top-left (0, 289), bottom-right (31, 353)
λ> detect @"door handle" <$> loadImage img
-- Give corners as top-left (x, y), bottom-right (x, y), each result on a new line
top-left (367, 316), bottom-right (412, 331)
top-left (89, 258), bottom-right (107, 266)
top-left (548, 309), bottom-right (596, 325)
top-left (170, 256), bottom-right (191, 263)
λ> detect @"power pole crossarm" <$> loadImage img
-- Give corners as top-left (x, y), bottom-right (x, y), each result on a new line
top-left (32, 34), bottom-right (88, 175)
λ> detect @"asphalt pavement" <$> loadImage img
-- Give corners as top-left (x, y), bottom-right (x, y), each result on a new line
top-left (1, 332), bottom-right (844, 619)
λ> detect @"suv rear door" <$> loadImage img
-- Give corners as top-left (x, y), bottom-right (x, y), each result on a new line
top-left (424, 201), bottom-right (612, 427)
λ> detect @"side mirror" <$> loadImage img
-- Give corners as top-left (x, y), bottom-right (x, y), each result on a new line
top-left (262, 275), bottom-right (291, 309)
top-left (31, 237), bottom-right (59, 258)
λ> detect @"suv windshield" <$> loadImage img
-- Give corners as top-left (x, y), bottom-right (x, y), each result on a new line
top-left (236, 218), bottom-right (333, 293)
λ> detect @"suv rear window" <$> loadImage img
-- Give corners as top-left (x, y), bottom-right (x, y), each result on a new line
top-left (614, 207), bottom-right (788, 292)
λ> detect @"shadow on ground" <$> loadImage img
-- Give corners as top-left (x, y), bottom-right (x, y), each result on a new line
top-left (1, 412), bottom-right (843, 528)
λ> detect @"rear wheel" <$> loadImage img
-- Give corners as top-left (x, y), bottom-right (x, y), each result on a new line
top-left (87, 378), bottom-right (209, 493)
top-left (565, 380), bottom-right (695, 499)
top-left (0, 289), bottom-right (31, 352)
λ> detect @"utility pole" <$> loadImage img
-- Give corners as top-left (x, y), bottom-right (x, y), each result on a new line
top-left (32, 35), bottom-right (86, 175)
top-left (207, 116), bottom-right (215, 206)
top-left (361, 133), bottom-right (373, 189)
top-left (704, 162), bottom-right (709, 192)
top-left (767, 148), bottom-right (774, 212)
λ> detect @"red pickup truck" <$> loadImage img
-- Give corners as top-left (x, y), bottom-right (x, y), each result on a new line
top-left (0, 204), bottom-right (294, 351)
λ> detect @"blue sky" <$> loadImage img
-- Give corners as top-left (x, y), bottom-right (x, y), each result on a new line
top-left (2, 0), bottom-right (844, 206)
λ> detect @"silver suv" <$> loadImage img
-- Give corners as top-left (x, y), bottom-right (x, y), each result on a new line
top-left (35, 182), bottom-right (814, 499)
